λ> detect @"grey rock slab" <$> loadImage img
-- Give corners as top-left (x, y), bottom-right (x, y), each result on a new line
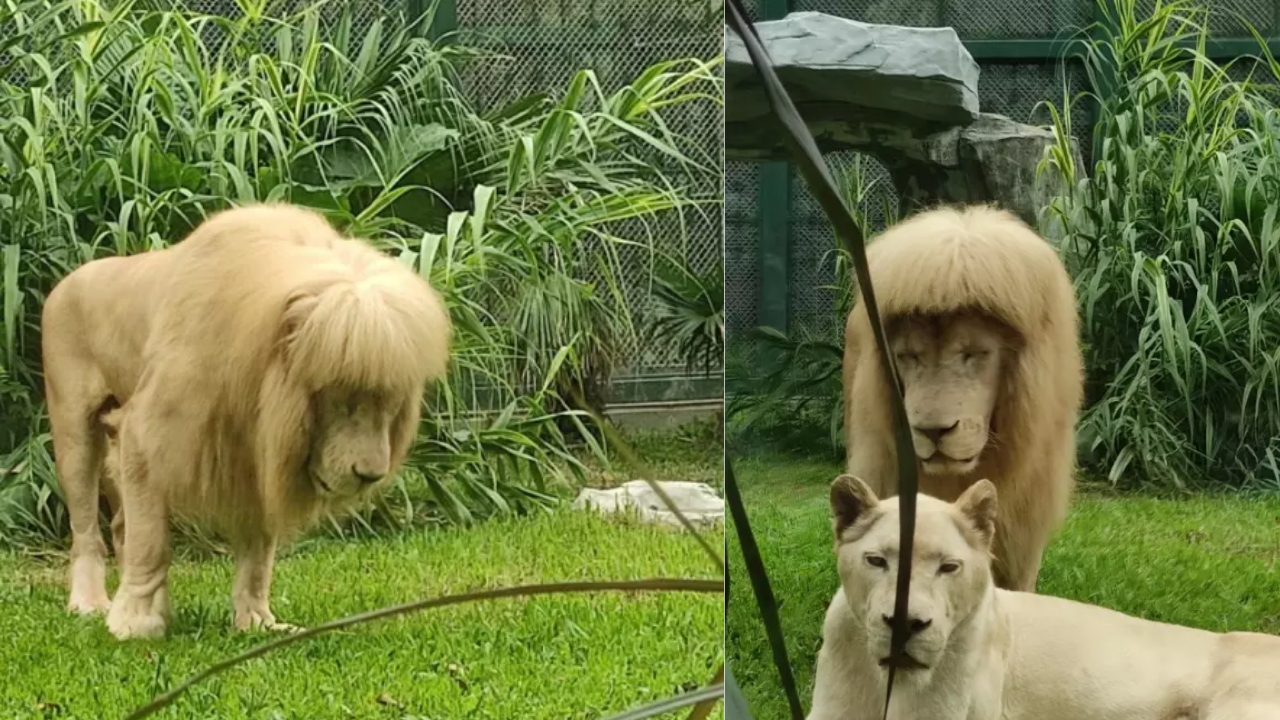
top-left (572, 480), bottom-right (724, 528)
top-left (726, 11), bottom-right (981, 158)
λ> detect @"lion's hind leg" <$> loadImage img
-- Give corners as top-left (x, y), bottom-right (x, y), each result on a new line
top-left (105, 408), bottom-right (173, 640)
top-left (100, 405), bottom-right (127, 566)
top-left (47, 392), bottom-right (116, 616)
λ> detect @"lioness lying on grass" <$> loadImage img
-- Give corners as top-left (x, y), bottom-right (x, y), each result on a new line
top-left (808, 475), bottom-right (1280, 720)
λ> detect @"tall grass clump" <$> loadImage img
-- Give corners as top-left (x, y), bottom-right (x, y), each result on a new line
top-left (1040, 0), bottom-right (1280, 490)
top-left (0, 0), bottom-right (724, 542)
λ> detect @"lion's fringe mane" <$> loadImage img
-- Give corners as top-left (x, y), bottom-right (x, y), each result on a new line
top-left (138, 203), bottom-right (451, 539)
top-left (843, 204), bottom-right (1084, 551)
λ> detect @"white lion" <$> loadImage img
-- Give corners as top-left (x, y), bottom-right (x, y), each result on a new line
top-left (842, 204), bottom-right (1084, 592)
top-left (807, 475), bottom-right (1280, 719)
top-left (41, 203), bottom-right (451, 640)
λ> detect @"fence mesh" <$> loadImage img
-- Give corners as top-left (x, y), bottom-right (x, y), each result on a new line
top-left (454, 0), bottom-right (724, 380)
top-left (725, 162), bottom-right (761, 339)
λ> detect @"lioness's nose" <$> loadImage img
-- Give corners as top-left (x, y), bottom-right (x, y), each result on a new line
top-left (914, 421), bottom-right (959, 444)
top-left (352, 465), bottom-right (385, 485)
top-left (882, 614), bottom-right (933, 636)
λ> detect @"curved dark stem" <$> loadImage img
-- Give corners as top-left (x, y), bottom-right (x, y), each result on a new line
top-left (724, 1), bottom-right (921, 718)
top-left (124, 578), bottom-right (724, 720)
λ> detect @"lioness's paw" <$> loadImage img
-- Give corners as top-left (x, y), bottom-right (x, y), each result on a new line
top-left (106, 598), bottom-right (167, 640)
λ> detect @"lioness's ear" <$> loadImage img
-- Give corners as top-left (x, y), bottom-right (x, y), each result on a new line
top-left (955, 479), bottom-right (998, 546)
top-left (831, 474), bottom-right (879, 539)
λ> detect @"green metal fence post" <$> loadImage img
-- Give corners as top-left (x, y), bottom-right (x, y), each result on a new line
top-left (758, 163), bottom-right (790, 332)
top-left (1090, 0), bottom-right (1119, 170)
top-left (758, 0), bottom-right (791, 333)
top-left (414, 0), bottom-right (457, 40)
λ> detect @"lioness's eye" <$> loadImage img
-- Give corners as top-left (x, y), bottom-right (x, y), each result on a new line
top-left (865, 555), bottom-right (888, 569)
top-left (938, 562), bottom-right (961, 575)
top-left (894, 352), bottom-right (917, 366)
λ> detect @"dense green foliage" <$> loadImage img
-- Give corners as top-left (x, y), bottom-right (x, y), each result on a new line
top-left (1044, 0), bottom-right (1280, 490)
top-left (644, 252), bottom-right (724, 378)
top-left (0, 0), bottom-right (723, 543)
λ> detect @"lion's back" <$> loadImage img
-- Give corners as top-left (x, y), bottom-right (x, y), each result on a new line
top-left (142, 204), bottom-right (359, 366)
top-left (42, 249), bottom-right (176, 404)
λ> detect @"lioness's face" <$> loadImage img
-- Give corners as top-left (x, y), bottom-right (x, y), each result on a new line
top-left (889, 313), bottom-right (1009, 476)
top-left (830, 475), bottom-right (997, 675)
top-left (308, 387), bottom-right (403, 497)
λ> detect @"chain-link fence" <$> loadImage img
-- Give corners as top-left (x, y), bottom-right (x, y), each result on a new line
top-left (453, 0), bottom-right (725, 400)
top-left (725, 0), bottom-right (1278, 357)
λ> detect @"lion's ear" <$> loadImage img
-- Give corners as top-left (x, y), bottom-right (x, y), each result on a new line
top-left (955, 479), bottom-right (998, 547)
top-left (831, 474), bottom-right (879, 539)
top-left (279, 290), bottom-right (319, 352)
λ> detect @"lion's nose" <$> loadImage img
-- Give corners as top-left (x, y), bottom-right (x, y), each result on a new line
top-left (914, 421), bottom-right (959, 444)
top-left (882, 614), bottom-right (933, 636)
top-left (352, 466), bottom-right (385, 485)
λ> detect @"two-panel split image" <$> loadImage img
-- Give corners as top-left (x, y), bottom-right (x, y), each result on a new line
top-left (3, 0), bottom-right (1280, 718)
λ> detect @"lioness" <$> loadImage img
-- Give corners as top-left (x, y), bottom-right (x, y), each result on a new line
top-left (808, 475), bottom-right (1280, 719)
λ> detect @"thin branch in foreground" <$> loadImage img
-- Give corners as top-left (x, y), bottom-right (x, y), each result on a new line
top-left (684, 664), bottom-right (726, 720)
top-left (600, 683), bottom-right (726, 720)
top-left (124, 578), bottom-right (724, 720)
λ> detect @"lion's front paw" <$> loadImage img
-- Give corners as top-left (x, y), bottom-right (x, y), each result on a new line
top-left (106, 594), bottom-right (168, 640)
top-left (67, 591), bottom-right (111, 616)
top-left (68, 556), bottom-right (111, 615)
top-left (235, 607), bottom-right (303, 634)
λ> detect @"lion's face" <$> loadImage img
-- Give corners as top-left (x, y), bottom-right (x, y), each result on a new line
top-left (307, 387), bottom-right (405, 497)
top-left (830, 475), bottom-right (996, 678)
top-left (889, 313), bottom-right (1009, 476)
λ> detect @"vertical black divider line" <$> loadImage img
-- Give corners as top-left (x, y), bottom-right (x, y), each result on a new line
top-left (723, 2), bottom-right (921, 718)
top-left (725, 454), bottom-right (806, 720)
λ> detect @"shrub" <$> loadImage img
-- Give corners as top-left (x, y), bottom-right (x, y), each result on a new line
top-left (1042, 0), bottom-right (1280, 490)
top-left (644, 252), bottom-right (725, 378)
top-left (0, 0), bottom-right (723, 542)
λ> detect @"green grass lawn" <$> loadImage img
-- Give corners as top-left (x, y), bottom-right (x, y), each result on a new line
top-left (727, 453), bottom-right (1280, 720)
top-left (1, 425), bottom-right (725, 720)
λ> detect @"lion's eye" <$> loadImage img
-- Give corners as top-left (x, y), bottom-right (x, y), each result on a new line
top-left (962, 350), bottom-right (989, 363)
top-left (938, 561), bottom-right (961, 575)
top-left (894, 352), bottom-right (917, 366)
top-left (865, 555), bottom-right (888, 570)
